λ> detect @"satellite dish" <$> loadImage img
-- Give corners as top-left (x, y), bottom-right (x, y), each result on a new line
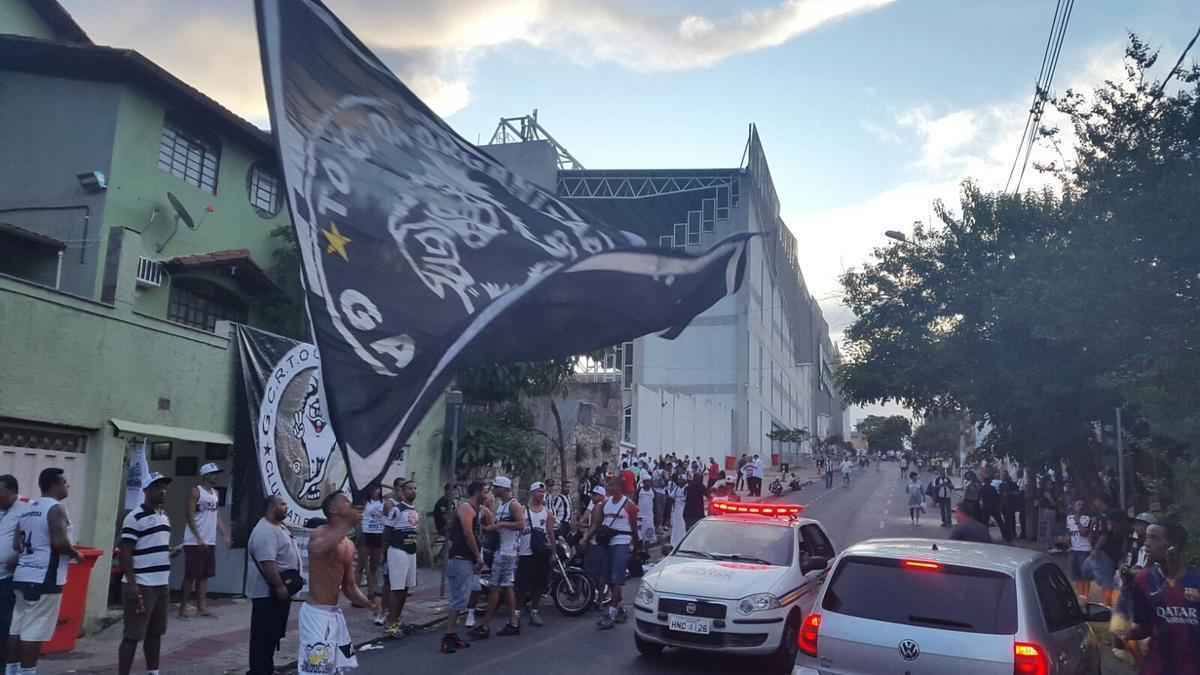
top-left (167, 192), bottom-right (196, 230)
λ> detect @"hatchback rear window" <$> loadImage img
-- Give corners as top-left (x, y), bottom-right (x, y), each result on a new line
top-left (821, 556), bottom-right (1018, 635)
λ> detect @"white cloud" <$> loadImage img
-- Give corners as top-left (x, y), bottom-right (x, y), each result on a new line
top-left (862, 120), bottom-right (902, 145)
top-left (61, 0), bottom-right (894, 126)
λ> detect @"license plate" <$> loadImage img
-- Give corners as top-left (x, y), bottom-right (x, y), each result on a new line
top-left (668, 614), bottom-right (712, 635)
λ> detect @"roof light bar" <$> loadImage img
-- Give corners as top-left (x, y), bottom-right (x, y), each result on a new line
top-left (710, 500), bottom-right (804, 517)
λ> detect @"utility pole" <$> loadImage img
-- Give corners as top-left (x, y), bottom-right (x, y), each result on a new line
top-left (1115, 407), bottom-right (1126, 511)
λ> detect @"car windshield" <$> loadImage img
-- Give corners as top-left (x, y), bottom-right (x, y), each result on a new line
top-left (822, 556), bottom-right (1018, 635)
top-left (676, 519), bottom-right (792, 567)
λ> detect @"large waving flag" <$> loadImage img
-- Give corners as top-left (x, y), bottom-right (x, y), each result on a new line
top-left (255, 0), bottom-right (753, 492)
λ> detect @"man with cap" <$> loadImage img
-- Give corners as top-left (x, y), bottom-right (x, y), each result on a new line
top-left (470, 477), bottom-right (524, 638)
top-left (118, 472), bottom-right (173, 675)
top-left (515, 482), bottom-right (556, 627)
top-left (179, 463), bottom-right (229, 619)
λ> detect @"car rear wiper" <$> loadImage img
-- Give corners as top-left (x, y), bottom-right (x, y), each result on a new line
top-left (907, 614), bottom-right (974, 630)
top-left (675, 549), bottom-right (715, 559)
top-left (711, 553), bottom-right (774, 565)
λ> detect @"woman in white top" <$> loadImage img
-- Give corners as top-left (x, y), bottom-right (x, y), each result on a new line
top-left (636, 482), bottom-right (656, 546)
top-left (906, 472), bottom-right (925, 525)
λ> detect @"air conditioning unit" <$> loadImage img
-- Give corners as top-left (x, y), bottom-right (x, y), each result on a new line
top-left (136, 257), bottom-right (164, 287)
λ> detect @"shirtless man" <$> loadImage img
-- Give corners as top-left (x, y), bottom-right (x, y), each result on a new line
top-left (298, 493), bottom-right (376, 675)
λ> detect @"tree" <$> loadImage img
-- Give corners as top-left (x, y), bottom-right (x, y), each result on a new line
top-left (854, 415), bottom-right (912, 452)
top-left (258, 224), bottom-right (309, 340)
top-left (911, 416), bottom-right (961, 458)
top-left (838, 34), bottom-right (1200, 488)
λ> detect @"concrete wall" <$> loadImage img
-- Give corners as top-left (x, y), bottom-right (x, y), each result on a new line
top-left (634, 385), bottom-right (734, 460)
top-left (0, 0), bottom-right (55, 39)
top-left (480, 140), bottom-right (559, 191)
top-left (0, 72), bottom-right (121, 297)
top-left (526, 380), bottom-right (622, 485)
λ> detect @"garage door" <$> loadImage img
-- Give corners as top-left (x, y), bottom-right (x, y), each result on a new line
top-left (0, 424), bottom-right (89, 522)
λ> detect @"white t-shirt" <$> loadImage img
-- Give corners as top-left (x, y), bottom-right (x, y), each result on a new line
top-left (247, 518), bottom-right (300, 599)
top-left (752, 461), bottom-right (764, 479)
top-left (0, 502), bottom-right (28, 580)
top-left (1066, 513), bottom-right (1092, 552)
top-left (361, 499), bottom-right (385, 534)
top-left (840, 460), bottom-right (853, 475)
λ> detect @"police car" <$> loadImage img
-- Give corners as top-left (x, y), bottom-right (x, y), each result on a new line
top-left (633, 501), bottom-right (836, 672)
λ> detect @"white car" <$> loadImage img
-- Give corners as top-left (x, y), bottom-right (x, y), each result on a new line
top-left (633, 501), bottom-right (836, 672)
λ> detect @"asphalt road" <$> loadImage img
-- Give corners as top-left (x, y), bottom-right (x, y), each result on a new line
top-left (353, 464), bottom-right (951, 675)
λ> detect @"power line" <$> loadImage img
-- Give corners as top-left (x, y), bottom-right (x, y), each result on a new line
top-left (1006, 0), bottom-right (1076, 193)
top-left (1149, 23), bottom-right (1200, 106)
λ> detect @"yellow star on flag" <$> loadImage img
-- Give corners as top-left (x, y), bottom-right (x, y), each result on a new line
top-left (322, 223), bottom-right (351, 261)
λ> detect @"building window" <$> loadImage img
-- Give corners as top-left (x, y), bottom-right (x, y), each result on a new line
top-left (167, 278), bottom-right (247, 331)
top-left (623, 405), bottom-right (632, 443)
top-left (247, 163), bottom-right (282, 217)
top-left (158, 117), bottom-right (220, 194)
top-left (622, 341), bottom-right (634, 390)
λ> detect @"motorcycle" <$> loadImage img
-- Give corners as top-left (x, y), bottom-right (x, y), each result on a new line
top-left (549, 539), bottom-right (595, 616)
top-left (769, 477), bottom-right (784, 497)
top-left (788, 475), bottom-right (804, 491)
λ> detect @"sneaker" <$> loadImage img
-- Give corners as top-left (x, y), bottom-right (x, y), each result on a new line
top-left (530, 610), bottom-right (544, 627)
top-left (597, 616), bottom-right (615, 630)
top-left (498, 622), bottom-right (521, 637)
top-left (614, 608), bottom-right (628, 624)
top-left (385, 623), bottom-right (404, 639)
top-left (464, 611), bottom-right (476, 628)
top-left (373, 615), bottom-right (385, 626)
top-left (469, 625), bottom-right (490, 640)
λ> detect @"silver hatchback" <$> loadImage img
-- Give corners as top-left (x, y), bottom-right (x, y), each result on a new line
top-left (793, 538), bottom-right (1110, 675)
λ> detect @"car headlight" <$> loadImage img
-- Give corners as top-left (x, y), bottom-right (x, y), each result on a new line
top-left (635, 582), bottom-right (656, 607)
top-left (738, 592), bottom-right (781, 615)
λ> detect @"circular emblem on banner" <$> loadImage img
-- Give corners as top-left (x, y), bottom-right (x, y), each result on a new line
top-left (256, 343), bottom-right (348, 527)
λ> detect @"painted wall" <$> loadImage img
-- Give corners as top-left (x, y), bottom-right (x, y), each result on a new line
top-left (634, 384), bottom-right (734, 459)
top-left (0, 0), bottom-right (55, 39)
top-left (0, 72), bottom-right (120, 297)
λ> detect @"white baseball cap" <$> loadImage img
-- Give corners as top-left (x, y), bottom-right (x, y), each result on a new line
top-left (529, 481), bottom-right (546, 493)
top-left (492, 476), bottom-right (513, 489)
top-left (200, 463), bottom-right (223, 476)
top-left (591, 485), bottom-right (607, 497)
top-left (143, 472), bottom-right (172, 489)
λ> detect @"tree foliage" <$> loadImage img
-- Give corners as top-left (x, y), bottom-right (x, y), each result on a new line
top-left (854, 415), bottom-right (912, 452)
top-left (911, 416), bottom-right (961, 458)
top-left (838, 34), bottom-right (1200, 478)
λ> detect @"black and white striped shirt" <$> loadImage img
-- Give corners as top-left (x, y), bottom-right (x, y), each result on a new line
top-left (121, 507), bottom-right (172, 587)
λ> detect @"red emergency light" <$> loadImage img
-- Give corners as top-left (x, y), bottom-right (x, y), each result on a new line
top-left (710, 500), bottom-right (804, 518)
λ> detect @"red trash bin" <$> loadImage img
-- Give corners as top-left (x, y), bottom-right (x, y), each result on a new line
top-left (42, 546), bottom-right (104, 654)
top-left (725, 456), bottom-right (737, 471)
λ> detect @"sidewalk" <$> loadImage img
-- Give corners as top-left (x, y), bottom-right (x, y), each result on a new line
top-left (40, 567), bottom-right (449, 675)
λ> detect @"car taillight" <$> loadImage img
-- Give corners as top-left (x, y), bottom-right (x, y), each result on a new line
top-left (902, 560), bottom-right (942, 571)
top-left (1014, 642), bottom-right (1048, 675)
top-left (797, 613), bottom-right (821, 657)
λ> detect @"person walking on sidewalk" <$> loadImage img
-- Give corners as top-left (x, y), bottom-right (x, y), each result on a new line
top-left (471, 477), bottom-right (525, 639)
top-left (905, 472), bottom-right (925, 525)
top-left (0, 475), bottom-right (26, 669)
top-left (117, 472), bottom-right (173, 675)
top-left (735, 454), bottom-right (748, 493)
top-left (516, 482), bottom-right (556, 628)
top-left (441, 481), bottom-right (484, 654)
top-left (1120, 522), bottom-right (1200, 675)
top-left (298, 494), bottom-right (375, 675)
top-left (8, 468), bottom-right (80, 675)
top-left (179, 463), bottom-right (229, 620)
top-left (382, 479), bottom-right (421, 639)
top-left (587, 478), bottom-right (639, 630)
top-left (246, 495), bottom-right (300, 675)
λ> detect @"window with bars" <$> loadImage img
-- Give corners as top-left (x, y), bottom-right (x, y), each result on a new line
top-left (167, 278), bottom-right (247, 332)
top-left (247, 163), bottom-right (282, 216)
top-left (622, 341), bottom-right (634, 390)
top-left (157, 118), bottom-right (220, 194)
top-left (623, 405), bottom-right (632, 443)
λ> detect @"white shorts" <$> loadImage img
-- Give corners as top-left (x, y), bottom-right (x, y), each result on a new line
top-left (386, 548), bottom-right (418, 591)
top-left (10, 588), bottom-right (63, 643)
top-left (298, 603), bottom-right (357, 674)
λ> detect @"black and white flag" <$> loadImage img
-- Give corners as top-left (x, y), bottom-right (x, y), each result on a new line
top-left (256, 0), bottom-right (753, 491)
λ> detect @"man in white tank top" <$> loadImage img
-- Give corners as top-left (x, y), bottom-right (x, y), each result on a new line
top-left (515, 482), bottom-right (556, 627)
top-left (8, 468), bottom-right (79, 675)
top-left (469, 477), bottom-right (525, 639)
top-left (586, 477), bottom-right (640, 630)
top-left (180, 464), bottom-right (229, 619)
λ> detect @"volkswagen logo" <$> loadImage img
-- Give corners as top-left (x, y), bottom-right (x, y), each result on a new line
top-left (685, 603), bottom-right (697, 615)
top-left (898, 639), bottom-right (921, 661)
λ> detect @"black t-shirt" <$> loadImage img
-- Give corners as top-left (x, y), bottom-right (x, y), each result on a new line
top-left (683, 483), bottom-right (707, 520)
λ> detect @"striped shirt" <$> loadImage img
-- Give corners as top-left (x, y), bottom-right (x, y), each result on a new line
top-left (121, 506), bottom-right (172, 587)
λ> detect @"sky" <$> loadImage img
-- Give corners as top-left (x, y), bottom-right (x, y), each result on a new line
top-left (62, 0), bottom-right (1199, 424)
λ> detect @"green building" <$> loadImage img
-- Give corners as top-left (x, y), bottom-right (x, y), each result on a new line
top-left (0, 0), bottom-right (446, 633)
